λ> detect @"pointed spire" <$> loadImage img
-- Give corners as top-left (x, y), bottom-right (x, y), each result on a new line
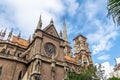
top-left (59, 30), bottom-right (63, 39)
top-left (17, 31), bottom-right (21, 38)
top-left (0, 29), bottom-right (3, 40)
top-left (28, 35), bottom-right (31, 43)
top-left (1, 28), bottom-right (7, 38)
top-left (3, 28), bottom-right (7, 33)
top-left (63, 20), bottom-right (68, 42)
top-left (7, 28), bottom-right (13, 41)
top-left (36, 15), bottom-right (42, 30)
top-left (0, 29), bottom-right (3, 36)
top-left (50, 18), bottom-right (54, 25)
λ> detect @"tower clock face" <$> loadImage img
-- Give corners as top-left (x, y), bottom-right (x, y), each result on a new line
top-left (44, 43), bottom-right (56, 56)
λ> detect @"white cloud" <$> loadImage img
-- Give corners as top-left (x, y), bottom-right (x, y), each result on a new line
top-left (87, 19), bottom-right (118, 55)
top-left (0, 0), bottom-right (65, 38)
top-left (115, 58), bottom-right (120, 65)
top-left (84, 1), bottom-right (98, 20)
top-left (64, 0), bottom-right (79, 17)
top-left (95, 62), bottom-right (114, 79)
top-left (98, 54), bottom-right (110, 60)
top-left (0, 0), bottom-right (119, 65)
top-left (101, 61), bottom-right (114, 78)
top-left (0, 0), bottom-right (81, 39)
top-left (83, 0), bottom-right (119, 55)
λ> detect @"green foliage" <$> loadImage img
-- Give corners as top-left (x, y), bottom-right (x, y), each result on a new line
top-left (65, 66), bottom-right (99, 80)
top-left (67, 72), bottom-right (92, 80)
top-left (107, 0), bottom-right (120, 26)
top-left (109, 76), bottom-right (120, 80)
top-left (96, 64), bottom-right (106, 80)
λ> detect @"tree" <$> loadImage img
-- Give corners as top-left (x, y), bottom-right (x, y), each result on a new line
top-left (107, 0), bottom-right (120, 25)
top-left (109, 76), bottom-right (120, 80)
top-left (66, 66), bottom-right (99, 80)
top-left (96, 64), bottom-right (106, 80)
top-left (68, 72), bottom-right (92, 80)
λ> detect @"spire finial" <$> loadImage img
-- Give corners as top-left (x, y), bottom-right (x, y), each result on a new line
top-left (0, 29), bottom-right (3, 36)
top-left (50, 18), bottom-right (54, 25)
top-left (4, 28), bottom-right (7, 33)
top-left (64, 20), bottom-right (66, 27)
top-left (1, 28), bottom-right (7, 38)
top-left (63, 20), bottom-right (68, 42)
top-left (18, 31), bottom-right (21, 38)
top-left (36, 14), bottom-right (42, 30)
top-left (28, 35), bottom-right (31, 43)
top-left (59, 30), bottom-right (63, 39)
top-left (0, 29), bottom-right (3, 39)
top-left (7, 28), bottom-right (13, 41)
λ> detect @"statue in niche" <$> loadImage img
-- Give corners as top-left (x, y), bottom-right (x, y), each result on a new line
top-left (64, 66), bottom-right (69, 80)
top-left (35, 60), bottom-right (41, 73)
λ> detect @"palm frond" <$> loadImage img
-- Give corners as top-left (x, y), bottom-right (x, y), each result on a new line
top-left (107, 0), bottom-right (120, 25)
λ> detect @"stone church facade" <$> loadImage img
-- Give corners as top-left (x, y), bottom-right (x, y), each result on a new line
top-left (0, 16), bottom-right (93, 80)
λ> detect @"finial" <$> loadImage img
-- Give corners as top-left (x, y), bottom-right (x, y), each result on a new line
top-left (36, 14), bottom-right (42, 30)
top-left (0, 29), bottom-right (3, 36)
top-left (4, 28), bottom-right (7, 33)
top-left (59, 30), bottom-right (63, 39)
top-left (63, 20), bottom-right (68, 42)
top-left (50, 18), bottom-right (54, 25)
top-left (17, 31), bottom-right (21, 38)
top-left (63, 19), bottom-right (66, 27)
top-left (28, 35), bottom-right (31, 43)
top-left (1, 28), bottom-right (7, 38)
top-left (7, 28), bottom-right (13, 41)
top-left (0, 29), bottom-right (3, 39)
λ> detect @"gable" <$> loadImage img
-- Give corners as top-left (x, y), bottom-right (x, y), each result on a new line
top-left (43, 24), bottom-right (60, 38)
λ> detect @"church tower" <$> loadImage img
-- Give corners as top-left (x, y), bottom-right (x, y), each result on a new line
top-left (74, 35), bottom-right (93, 68)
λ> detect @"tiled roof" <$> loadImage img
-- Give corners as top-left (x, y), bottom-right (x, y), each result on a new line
top-left (12, 35), bottom-right (29, 47)
top-left (65, 56), bottom-right (76, 62)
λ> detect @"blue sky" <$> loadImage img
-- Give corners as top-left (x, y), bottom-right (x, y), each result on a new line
top-left (0, 0), bottom-right (120, 67)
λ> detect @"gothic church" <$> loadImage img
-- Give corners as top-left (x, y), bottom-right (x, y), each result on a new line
top-left (0, 16), bottom-right (93, 80)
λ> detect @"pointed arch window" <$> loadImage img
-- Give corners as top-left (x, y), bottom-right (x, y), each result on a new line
top-left (18, 71), bottom-right (22, 80)
top-left (6, 50), bottom-right (10, 56)
top-left (14, 51), bottom-right (16, 56)
top-left (83, 56), bottom-right (89, 64)
top-left (0, 48), bottom-right (6, 53)
top-left (0, 67), bottom-right (2, 76)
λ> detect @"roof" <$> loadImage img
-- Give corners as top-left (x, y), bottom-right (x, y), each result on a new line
top-left (65, 56), bottom-right (76, 62)
top-left (73, 34), bottom-right (87, 40)
top-left (12, 35), bottom-right (29, 47)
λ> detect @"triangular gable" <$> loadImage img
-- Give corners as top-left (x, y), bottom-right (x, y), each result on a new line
top-left (43, 24), bottom-right (60, 38)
